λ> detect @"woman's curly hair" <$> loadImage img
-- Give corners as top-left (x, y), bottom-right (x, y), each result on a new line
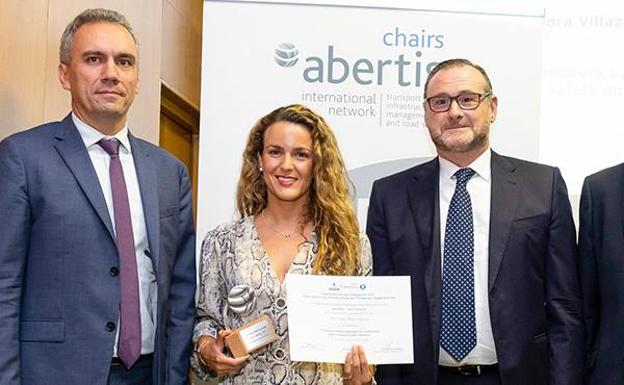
top-left (236, 104), bottom-right (360, 276)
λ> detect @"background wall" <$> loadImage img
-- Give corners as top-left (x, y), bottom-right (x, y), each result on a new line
top-left (162, 0), bottom-right (203, 107)
top-left (196, 1), bottom-right (544, 237)
top-left (0, 0), bottom-right (202, 144)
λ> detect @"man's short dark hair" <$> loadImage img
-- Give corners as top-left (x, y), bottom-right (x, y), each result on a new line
top-left (423, 58), bottom-right (493, 98)
top-left (59, 8), bottom-right (137, 65)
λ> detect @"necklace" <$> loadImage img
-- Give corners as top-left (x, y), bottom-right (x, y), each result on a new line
top-left (261, 210), bottom-right (302, 239)
top-left (276, 230), bottom-right (297, 239)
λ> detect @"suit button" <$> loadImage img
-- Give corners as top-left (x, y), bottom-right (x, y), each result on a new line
top-left (106, 322), bottom-right (116, 332)
top-left (110, 267), bottom-right (119, 276)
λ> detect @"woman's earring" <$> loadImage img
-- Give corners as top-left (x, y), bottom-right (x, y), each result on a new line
top-left (259, 166), bottom-right (263, 172)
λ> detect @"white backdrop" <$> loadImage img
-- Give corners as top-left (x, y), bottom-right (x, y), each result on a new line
top-left (541, 2), bottom-right (624, 196)
top-left (197, 0), bottom-right (544, 243)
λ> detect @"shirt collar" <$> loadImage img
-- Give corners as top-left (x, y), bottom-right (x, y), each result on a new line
top-left (439, 148), bottom-right (492, 183)
top-left (72, 112), bottom-right (131, 154)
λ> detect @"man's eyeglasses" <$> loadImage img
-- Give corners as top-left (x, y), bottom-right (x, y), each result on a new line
top-left (425, 92), bottom-right (492, 112)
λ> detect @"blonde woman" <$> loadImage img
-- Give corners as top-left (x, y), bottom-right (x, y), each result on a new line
top-left (192, 105), bottom-right (373, 384)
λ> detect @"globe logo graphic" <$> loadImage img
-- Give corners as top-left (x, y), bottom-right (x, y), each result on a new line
top-left (274, 42), bottom-right (299, 67)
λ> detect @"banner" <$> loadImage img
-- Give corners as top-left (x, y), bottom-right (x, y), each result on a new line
top-left (197, 0), bottom-right (543, 240)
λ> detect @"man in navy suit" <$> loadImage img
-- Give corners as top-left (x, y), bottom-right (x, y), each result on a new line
top-left (0, 9), bottom-right (196, 385)
top-left (579, 165), bottom-right (624, 384)
top-left (366, 59), bottom-right (584, 384)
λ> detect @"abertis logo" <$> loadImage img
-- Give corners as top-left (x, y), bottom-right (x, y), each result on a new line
top-left (274, 42), bottom-right (299, 67)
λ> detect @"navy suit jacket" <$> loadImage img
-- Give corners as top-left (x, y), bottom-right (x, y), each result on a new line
top-left (0, 115), bottom-right (196, 385)
top-left (366, 152), bottom-right (584, 385)
top-left (579, 163), bottom-right (624, 384)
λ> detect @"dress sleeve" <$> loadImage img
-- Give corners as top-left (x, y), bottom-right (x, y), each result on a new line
top-left (191, 228), bottom-right (229, 380)
top-left (357, 232), bottom-right (373, 277)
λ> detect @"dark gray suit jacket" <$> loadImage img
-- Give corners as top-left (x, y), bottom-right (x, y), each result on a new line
top-left (367, 152), bottom-right (584, 385)
top-left (579, 163), bottom-right (624, 384)
top-left (0, 115), bottom-right (196, 385)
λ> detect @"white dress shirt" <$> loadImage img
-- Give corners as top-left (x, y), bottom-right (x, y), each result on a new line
top-left (73, 113), bottom-right (157, 355)
top-left (438, 149), bottom-right (497, 366)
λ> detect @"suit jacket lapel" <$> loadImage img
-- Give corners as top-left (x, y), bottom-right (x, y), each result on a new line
top-left (407, 158), bottom-right (442, 351)
top-left (489, 152), bottom-right (520, 291)
top-left (130, 134), bottom-right (160, 272)
top-left (53, 115), bottom-right (115, 241)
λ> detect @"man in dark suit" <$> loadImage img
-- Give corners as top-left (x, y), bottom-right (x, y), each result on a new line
top-left (366, 59), bottom-right (583, 385)
top-left (0, 9), bottom-right (196, 385)
top-left (579, 164), bottom-right (624, 384)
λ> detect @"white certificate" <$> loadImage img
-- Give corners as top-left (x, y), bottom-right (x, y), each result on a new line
top-left (286, 274), bottom-right (414, 365)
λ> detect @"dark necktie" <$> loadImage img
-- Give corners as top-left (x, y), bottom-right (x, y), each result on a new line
top-left (440, 167), bottom-right (477, 362)
top-left (98, 139), bottom-right (141, 368)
